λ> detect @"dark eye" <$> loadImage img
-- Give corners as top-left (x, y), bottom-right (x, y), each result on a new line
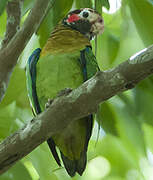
top-left (99, 19), bottom-right (103, 23)
top-left (83, 11), bottom-right (89, 18)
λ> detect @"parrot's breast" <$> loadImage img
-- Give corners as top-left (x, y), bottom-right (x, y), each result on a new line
top-left (36, 52), bottom-right (83, 110)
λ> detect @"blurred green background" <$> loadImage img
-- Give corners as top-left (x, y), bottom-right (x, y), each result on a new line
top-left (0, 0), bottom-right (153, 179)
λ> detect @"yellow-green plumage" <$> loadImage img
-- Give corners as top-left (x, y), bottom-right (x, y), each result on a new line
top-left (36, 25), bottom-right (90, 160)
top-left (26, 7), bottom-right (103, 176)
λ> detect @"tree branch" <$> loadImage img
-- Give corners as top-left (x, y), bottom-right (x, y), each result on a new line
top-left (0, 44), bottom-right (153, 174)
top-left (0, 0), bottom-right (53, 102)
top-left (1, 0), bottom-right (22, 49)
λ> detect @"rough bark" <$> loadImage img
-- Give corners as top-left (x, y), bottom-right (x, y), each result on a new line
top-left (1, 0), bottom-right (23, 49)
top-left (0, 44), bottom-right (153, 174)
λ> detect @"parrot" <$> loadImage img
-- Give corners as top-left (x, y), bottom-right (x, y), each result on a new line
top-left (26, 8), bottom-right (104, 177)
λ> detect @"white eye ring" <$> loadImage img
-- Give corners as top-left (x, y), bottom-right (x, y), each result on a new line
top-left (80, 10), bottom-right (90, 19)
top-left (82, 11), bottom-right (89, 18)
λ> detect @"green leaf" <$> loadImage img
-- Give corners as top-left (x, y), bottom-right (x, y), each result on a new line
top-left (110, 4), bottom-right (145, 67)
top-left (107, 33), bottom-right (120, 64)
top-left (143, 123), bottom-right (153, 154)
top-left (94, 0), bottom-right (110, 13)
top-left (0, 66), bottom-right (29, 108)
top-left (92, 10), bottom-right (122, 70)
top-left (37, 0), bottom-right (73, 47)
top-left (0, 161), bottom-right (32, 180)
top-left (101, 0), bottom-right (110, 10)
top-left (0, 0), bottom-right (7, 16)
top-left (133, 85), bottom-right (153, 126)
top-left (75, 0), bottom-right (93, 8)
top-left (0, 102), bottom-right (18, 139)
top-left (94, 31), bottom-right (120, 69)
top-left (22, 0), bottom-right (34, 16)
top-left (27, 143), bottom-right (58, 180)
top-left (95, 0), bottom-right (103, 14)
top-left (117, 93), bottom-right (135, 115)
top-left (108, 94), bottom-right (146, 158)
top-left (103, 176), bottom-right (125, 180)
top-left (126, 0), bottom-right (153, 46)
top-left (96, 135), bottom-right (139, 177)
top-left (0, 102), bottom-right (31, 140)
top-left (96, 102), bottom-right (118, 135)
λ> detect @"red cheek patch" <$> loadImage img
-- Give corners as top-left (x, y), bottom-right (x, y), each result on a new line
top-left (67, 14), bottom-right (80, 23)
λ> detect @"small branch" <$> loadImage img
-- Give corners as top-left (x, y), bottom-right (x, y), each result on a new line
top-left (0, 0), bottom-right (53, 102)
top-left (0, 44), bottom-right (153, 174)
top-left (1, 0), bottom-right (22, 49)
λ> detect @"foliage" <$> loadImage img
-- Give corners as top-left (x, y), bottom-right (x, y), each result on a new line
top-left (0, 0), bottom-right (153, 179)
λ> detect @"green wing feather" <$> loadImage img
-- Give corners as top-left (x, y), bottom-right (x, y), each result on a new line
top-left (26, 48), bottom-right (41, 115)
top-left (26, 48), bottom-right (61, 166)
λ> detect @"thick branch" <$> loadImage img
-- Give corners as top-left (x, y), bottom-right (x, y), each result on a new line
top-left (0, 0), bottom-right (52, 102)
top-left (0, 44), bottom-right (153, 174)
top-left (1, 0), bottom-right (22, 49)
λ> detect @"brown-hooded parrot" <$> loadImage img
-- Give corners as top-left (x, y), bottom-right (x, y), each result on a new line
top-left (26, 8), bottom-right (104, 177)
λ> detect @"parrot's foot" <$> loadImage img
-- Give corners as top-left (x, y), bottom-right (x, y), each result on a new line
top-left (57, 88), bottom-right (72, 97)
top-left (45, 89), bottom-right (72, 108)
top-left (45, 99), bottom-right (53, 109)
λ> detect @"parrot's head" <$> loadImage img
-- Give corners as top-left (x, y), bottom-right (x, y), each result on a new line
top-left (63, 8), bottom-right (104, 40)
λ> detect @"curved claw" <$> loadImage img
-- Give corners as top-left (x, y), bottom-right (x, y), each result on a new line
top-left (45, 98), bottom-right (53, 109)
top-left (57, 88), bottom-right (72, 97)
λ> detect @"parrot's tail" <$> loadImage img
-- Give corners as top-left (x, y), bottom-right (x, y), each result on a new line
top-left (47, 138), bottom-right (87, 177)
top-left (47, 115), bottom-right (93, 177)
top-left (61, 151), bottom-right (87, 177)
top-left (60, 115), bottom-right (93, 177)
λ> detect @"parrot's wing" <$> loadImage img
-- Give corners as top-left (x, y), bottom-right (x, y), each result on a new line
top-left (80, 46), bottom-right (100, 81)
top-left (60, 46), bottom-right (100, 176)
top-left (26, 48), bottom-right (61, 166)
top-left (26, 48), bottom-right (41, 115)
top-left (80, 45), bottom-right (100, 151)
